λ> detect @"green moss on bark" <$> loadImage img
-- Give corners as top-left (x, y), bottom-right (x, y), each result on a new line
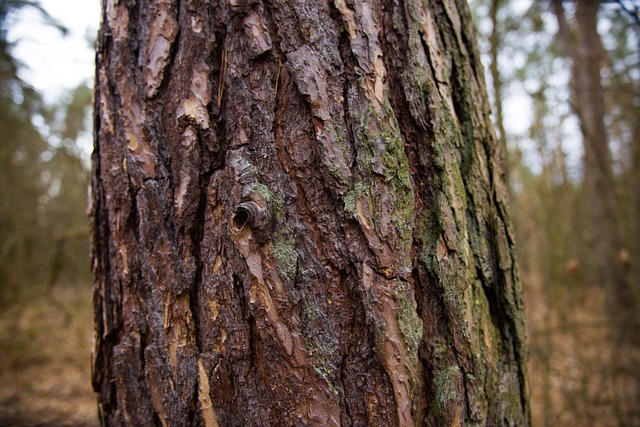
top-left (271, 231), bottom-right (297, 280)
top-left (302, 300), bottom-right (339, 395)
top-left (397, 282), bottom-right (423, 361)
top-left (248, 181), bottom-right (284, 220)
top-left (345, 98), bottom-right (415, 263)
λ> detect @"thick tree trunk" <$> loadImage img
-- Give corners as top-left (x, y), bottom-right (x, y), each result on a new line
top-left (91, 0), bottom-right (529, 425)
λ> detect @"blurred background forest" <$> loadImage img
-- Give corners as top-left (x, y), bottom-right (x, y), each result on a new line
top-left (0, 0), bottom-right (638, 426)
top-left (0, 1), bottom-right (96, 425)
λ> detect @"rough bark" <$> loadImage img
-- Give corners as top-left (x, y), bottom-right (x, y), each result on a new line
top-left (91, 0), bottom-right (529, 425)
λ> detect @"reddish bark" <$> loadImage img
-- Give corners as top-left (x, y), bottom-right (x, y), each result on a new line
top-left (91, 0), bottom-right (529, 425)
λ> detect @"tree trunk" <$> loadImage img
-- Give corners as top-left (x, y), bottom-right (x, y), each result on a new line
top-left (91, 0), bottom-right (529, 425)
top-left (488, 0), bottom-right (508, 174)
top-left (552, 0), bottom-right (636, 319)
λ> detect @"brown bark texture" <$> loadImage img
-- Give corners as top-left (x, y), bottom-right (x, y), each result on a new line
top-left (91, 0), bottom-right (529, 425)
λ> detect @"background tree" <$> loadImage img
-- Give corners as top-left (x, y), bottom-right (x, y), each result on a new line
top-left (0, 0), bottom-right (90, 304)
top-left (0, 3), bottom-right (96, 424)
top-left (552, 0), bottom-right (634, 318)
top-left (91, 0), bottom-right (529, 425)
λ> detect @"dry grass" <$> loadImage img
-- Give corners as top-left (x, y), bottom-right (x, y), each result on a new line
top-left (525, 274), bottom-right (640, 426)
top-left (0, 285), bottom-right (98, 426)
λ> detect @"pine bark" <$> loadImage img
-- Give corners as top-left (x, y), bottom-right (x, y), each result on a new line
top-left (91, 0), bottom-right (529, 425)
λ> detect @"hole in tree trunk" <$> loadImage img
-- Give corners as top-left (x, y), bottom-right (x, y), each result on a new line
top-left (233, 207), bottom-right (251, 230)
top-left (231, 201), bottom-right (263, 234)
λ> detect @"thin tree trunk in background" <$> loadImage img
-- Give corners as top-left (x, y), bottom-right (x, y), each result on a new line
top-left (552, 2), bottom-right (640, 421)
top-left (552, 0), bottom-right (633, 313)
top-left (91, 0), bottom-right (529, 425)
top-left (633, 110), bottom-right (640, 301)
top-left (489, 0), bottom-right (509, 174)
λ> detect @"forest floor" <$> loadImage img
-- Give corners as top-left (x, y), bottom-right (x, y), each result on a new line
top-left (525, 274), bottom-right (640, 426)
top-left (0, 285), bottom-right (98, 426)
